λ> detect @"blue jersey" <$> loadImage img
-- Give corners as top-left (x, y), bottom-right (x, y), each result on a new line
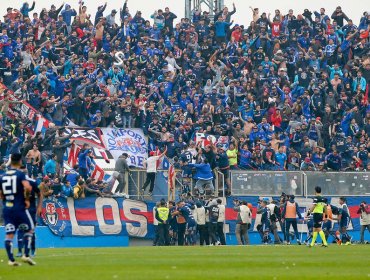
top-left (207, 204), bottom-right (219, 223)
top-left (1, 169), bottom-right (27, 210)
top-left (180, 151), bottom-right (193, 164)
top-left (239, 149), bottom-right (252, 166)
top-left (179, 205), bottom-right (196, 225)
top-left (261, 207), bottom-right (271, 225)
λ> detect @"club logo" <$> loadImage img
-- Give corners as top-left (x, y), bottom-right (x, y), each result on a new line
top-left (45, 202), bottom-right (58, 226)
top-left (42, 197), bottom-right (67, 235)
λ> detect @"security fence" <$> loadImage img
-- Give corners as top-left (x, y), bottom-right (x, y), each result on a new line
top-left (230, 171), bottom-right (304, 196)
top-left (125, 170), bottom-right (370, 199)
top-left (305, 172), bottom-right (370, 196)
top-left (231, 171), bottom-right (370, 197)
top-left (126, 169), bottom-right (221, 201)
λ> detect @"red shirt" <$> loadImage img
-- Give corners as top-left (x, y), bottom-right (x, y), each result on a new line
top-left (271, 113), bottom-right (282, 127)
top-left (271, 22), bottom-right (282, 37)
top-left (231, 29), bottom-right (242, 42)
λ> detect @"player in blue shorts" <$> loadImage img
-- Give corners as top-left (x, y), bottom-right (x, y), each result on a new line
top-left (335, 197), bottom-right (352, 245)
top-left (177, 201), bottom-right (197, 245)
top-left (303, 211), bottom-right (314, 245)
top-left (16, 165), bottom-right (42, 258)
top-left (0, 154), bottom-right (36, 266)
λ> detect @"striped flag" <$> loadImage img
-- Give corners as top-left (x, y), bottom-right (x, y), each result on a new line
top-left (168, 164), bottom-right (175, 191)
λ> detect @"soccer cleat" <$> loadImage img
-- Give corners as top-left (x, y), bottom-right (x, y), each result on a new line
top-left (16, 252), bottom-right (22, 257)
top-left (297, 240), bottom-right (302, 245)
top-left (8, 260), bottom-right (21, 266)
top-left (336, 240), bottom-right (342, 245)
top-left (321, 244), bottom-right (328, 248)
top-left (215, 241), bottom-right (221, 246)
top-left (22, 256), bottom-right (36, 266)
top-left (345, 241), bottom-right (351, 246)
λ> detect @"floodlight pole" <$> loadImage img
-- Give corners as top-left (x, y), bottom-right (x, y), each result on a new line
top-left (185, 0), bottom-right (224, 22)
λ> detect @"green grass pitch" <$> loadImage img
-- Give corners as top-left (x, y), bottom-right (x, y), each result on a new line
top-left (1, 246), bottom-right (369, 280)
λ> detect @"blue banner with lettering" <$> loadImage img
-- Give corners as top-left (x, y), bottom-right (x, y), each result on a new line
top-left (41, 196), bottom-right (368, 242)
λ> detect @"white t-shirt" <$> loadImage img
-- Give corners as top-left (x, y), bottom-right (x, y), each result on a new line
top-left (145, 156), bottom-right (160, 173)
top-left (217, 204), bottom-right (226, 222)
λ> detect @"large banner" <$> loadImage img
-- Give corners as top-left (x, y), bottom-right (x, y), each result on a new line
top-left (7, 97), bottom-right (50, 135)
top-left (101, 128), bottom-right (148, 168)
top-left (63, 128), bottom-right (115, 181)
top-left (41, 196), bottom-right (367, 239)
top-left (42, 197), bottom-right (155, 238)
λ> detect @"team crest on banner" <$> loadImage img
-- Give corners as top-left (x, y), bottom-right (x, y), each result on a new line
top-left (42, 197), bottom-right (67, 235)
top-left (101, 128), bottom-right (148, 168)
top-left (45, 202), bottom-right (58, 226)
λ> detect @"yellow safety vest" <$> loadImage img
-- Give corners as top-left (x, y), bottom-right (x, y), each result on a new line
top-left (157, 207), bottom-right (169, 223)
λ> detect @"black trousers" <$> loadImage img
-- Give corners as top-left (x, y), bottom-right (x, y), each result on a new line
top-left (217, 222), bottom-right (226, 245)
top-left (142, 172), bottom-right (156, 192)
top-left (204, 222), bottom-right (210, 245)
top-left (197, 224), bottom-right (207, 245)
top-left (177, 223), bottom-right (186, 246)
top-left (285, 218), bottom-right (299, 242)
top-left (208, 222), bottom-right (217, 245)
top-left (158, 223), bottom-right (170, 246)
top-left (153, 225), bottom-right (159, 246)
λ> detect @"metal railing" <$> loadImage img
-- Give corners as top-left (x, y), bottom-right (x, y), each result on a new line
top-left (126, 169), bottom-right (223, 201)
top-left (230, 171), bottom-right (304, 197)
top-left (305, 172), bottom-right (370, 196)
top-left (230, 170), bottom-right (370, 197)
top-left (123, 169), bottom-right (370, 199)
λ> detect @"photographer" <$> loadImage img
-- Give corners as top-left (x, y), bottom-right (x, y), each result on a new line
top-left (357, 201), bottom-right (370, 244)
top-left (233, 199), bottom-right (251, 245)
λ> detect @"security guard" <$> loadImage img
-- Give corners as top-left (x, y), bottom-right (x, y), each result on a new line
top-left (282, 195), bottom-right (303, 245)
top-left (155, 199), bottom-right (170, 246)
top-left (309, 186), bottom-right (328, 247)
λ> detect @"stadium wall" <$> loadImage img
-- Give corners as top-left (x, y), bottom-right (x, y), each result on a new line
top-left (1, 196), bottom-right (367, 247)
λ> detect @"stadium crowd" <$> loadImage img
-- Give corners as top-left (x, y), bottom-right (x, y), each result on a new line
top-left (0, 2), bottom-right (370, 256)
top-left (0, 1), bottom-right (369, 193)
